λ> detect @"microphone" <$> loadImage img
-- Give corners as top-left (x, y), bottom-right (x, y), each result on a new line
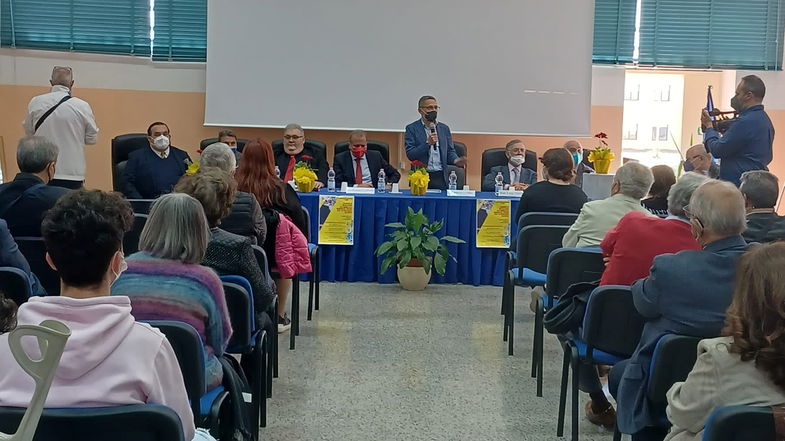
top-left (429, 124), bottom-right (436, 147)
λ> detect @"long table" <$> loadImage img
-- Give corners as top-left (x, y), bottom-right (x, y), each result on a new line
top-left (298, 190), bottom-right (520, 286)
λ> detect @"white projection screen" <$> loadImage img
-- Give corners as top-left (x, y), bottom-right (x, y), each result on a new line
top-left (205, 0), bottom-right (594, 136)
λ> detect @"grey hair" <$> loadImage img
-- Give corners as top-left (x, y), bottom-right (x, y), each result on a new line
top-left (17, 136), bottom-right (59, 173)
top-left (348, 130), bottom-right (367, 141)
top-left (613, 162), bottom-right (654, 199)
top-left (740, 170), bottom-right (779, 209)
top-left (51, 66), bottom-right (73, 87)
top-left (563, 140), bottom-right (582, 150)
top-left (200, 143), bottom-right (236, 172)
top-left (689, 180), bottom-right (746, 236)
top-left (284, 123), bottom-right (304, 134)
top-left (139, 193), bottom-right (210, 264)
top-left (667, 172), bottom-right (709, 218)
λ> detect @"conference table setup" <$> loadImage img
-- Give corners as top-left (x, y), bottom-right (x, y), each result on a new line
top-left (298, 188), bottom-right (521, 286)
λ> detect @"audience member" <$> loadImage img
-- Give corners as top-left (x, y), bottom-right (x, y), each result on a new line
top-left (23, 66), bottom-right (98, 189)
top-left (642, 165), bottom-right (677, 218)
top-left (0, 293), bottom-right (17, 334)
top-left (333, 130), bottom-right (400, 188)
top-left (174, 168), bottom-right (276, 331)
top-left (0, 136), bottom-right (69, 236)
top-left (200, 143), bottom-right (266, 244)
top-left (275, 123), bottom-right (329, 188)
top-left (482, 139), bottom-right (536, 191)
top-left (683, 144), bottom-right (719, 178)
top-left (112, 193), bottom-right (232, 390)
top-left (608, 180), bottom-right (749, 440)
top-left (123, 121), bottom-right (191, 199)
top-left (601, 172), bottom-right (707, 286)
top-left (564, 140), bottom-right (594, 188)
top-left (739, 170), bottom-right (785, 243)
top-left (0, 218), bottom-right (45, 296)
top-left (236, 138), bottom-right (309, 333)
top-left (515, 148), bottom-right (588, 222)
top-left (404, 95), bottom-right (467, 190)
top-left (218, 128), bottom-right (242, 162)
top-left (664, 242), bottom-right (785, 441)
top-left (563, 162), bottom-right (654, 248)
top-left (0, 190), bottom-right (213, 441)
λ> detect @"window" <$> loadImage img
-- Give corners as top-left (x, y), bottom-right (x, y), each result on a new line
top-left (623, 124), bottom-right (638, 140)
top-left (654, 86), bottom-right (671, 102)
top-left (625, 84), bottom-right (640, 101)
top-left (658, 126), bottom-right (669, 141)
top-left (651, 127), bottom-right (658, 142)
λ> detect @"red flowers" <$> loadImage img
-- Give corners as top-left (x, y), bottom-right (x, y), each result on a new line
top-left (301, 154), bottom-right (313, 160)
top-left (594, 132), bottom-right (609, 147)
top-left (411, 160), bottom-right (426, 168)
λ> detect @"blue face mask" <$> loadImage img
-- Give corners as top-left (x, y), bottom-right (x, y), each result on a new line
top-left (572, 152), bottom-right (581, 165)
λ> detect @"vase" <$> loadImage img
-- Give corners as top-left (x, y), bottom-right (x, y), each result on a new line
top-left (296, 181), bottom-right (315, 193)
top-left (411, 183), bottom-right (427, 196)
top-left (397, 263), bottom-right (432, 290)
top-left (592, 159), bottom-right (611, 174)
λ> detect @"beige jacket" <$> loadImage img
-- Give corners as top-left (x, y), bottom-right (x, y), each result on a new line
top-left (665, 336), bottom-right (785, 441)
top-left (562, 194), bottom-right (652, 248)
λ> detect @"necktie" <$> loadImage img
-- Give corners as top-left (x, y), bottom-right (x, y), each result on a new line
top-left (284, 155), bottom-right (296, 182)
top-left (160, 151), bottom-right (167, 159)
top-left (355, 158), bottom-right (363, 185)
top-left (512, 168), bottom-right (519, 184)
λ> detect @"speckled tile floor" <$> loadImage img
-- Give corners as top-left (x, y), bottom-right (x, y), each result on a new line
top-left (263, 283), bottom-right (619, 441)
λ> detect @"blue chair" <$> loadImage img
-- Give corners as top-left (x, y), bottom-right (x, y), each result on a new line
top-left (123, 213), bottom-right (148, 256)
top-left (14, 237), bottom-right (60, 296)
top-left (0, 266), bottom-right (33, 305)
top-left (702, 405), bottom-right (778, 441)
top-left (301, 206), bottom-right (320, 322)
top-left (517, 212), bottom-right (579, 231)
top-left (126, 198), bottom-right (156, 215)
top-left (558, 286), bottom-right (646, 441)
top-left (0, 404), bottom-right (185, 441)
top-left (251, 245), bottom-right (279, 378)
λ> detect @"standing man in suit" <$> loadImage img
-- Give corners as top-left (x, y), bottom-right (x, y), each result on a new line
top-left (275, 123), bottom-right (329, 189)
top-left (334, 130), bottom-right (400, 188)
top-left (123, 122), bottom-right (191, 199)
top-left (404, 96), bottom-right (467, 190)
top-left (481, 139), bottom-right (536, 191)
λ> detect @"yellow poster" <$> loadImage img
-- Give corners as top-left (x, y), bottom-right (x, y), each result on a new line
top-left (476, 199), bottom-right (511, 248)
top-left (318, 196), bottom-right (354, 245)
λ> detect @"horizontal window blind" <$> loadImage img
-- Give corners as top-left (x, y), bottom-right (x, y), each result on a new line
top-left (151, 0), bottom-right (206, 62)
top-left (592, 0), bottom-right (637, 64)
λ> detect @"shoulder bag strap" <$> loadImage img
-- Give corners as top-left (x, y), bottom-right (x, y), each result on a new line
top-left (34, 95), bottom-right (72, 133)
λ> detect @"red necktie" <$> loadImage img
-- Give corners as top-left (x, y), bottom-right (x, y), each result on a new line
top-left (355, 158), bottom-right (363, 185)
top-left (284, 155), bottom-right (296, 182)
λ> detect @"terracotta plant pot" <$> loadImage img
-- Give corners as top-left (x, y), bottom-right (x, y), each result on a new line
top-left (397, 261), bottom-right (432, 291)
top-left (592, 159), bottom-right (611, 174)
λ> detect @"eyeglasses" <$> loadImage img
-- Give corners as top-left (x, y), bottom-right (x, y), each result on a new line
top-left (683, 205), bottom-right (693, 219)
top-left (419, 105), bottom-right (440, 111)
top-left (283, 135), bottom-right (303, 140)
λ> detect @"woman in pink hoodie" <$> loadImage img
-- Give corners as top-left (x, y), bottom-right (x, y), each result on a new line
top-left (0, 190), bottom-right (213, 441)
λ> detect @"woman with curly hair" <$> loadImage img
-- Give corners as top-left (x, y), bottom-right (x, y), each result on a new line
top-left (514, 148), bottom-right (588, 222)
top-left (664, 242), bottom-right (785, 441)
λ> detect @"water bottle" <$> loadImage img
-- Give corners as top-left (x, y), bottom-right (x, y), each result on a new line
top-left (448, 170), bottom-right (458, 190)
top-left (377, 169), bottom-right (386, 193)
top-left (327, 167), bottom-right (336, 192)
top-left (494, 172), bottom-right (504, 195)
top-left (274, 165), bottom-right (281, 179)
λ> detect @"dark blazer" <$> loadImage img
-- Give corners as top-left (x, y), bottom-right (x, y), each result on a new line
top-left (333, 150), bottom-right (400, 187)
top-left (613, 235), bottom-right (748, 433)
top-left (123, 146), bottom-right (191, 199)
top-left (481, 165), bottom-right (536, 191)
top-left (0, 173), bottom-right (70, 237)
top-left (220, 191), bottom-right (266, 245)
top-left (0, 218), bottom-right (44, 296)
top-left (574, 162), bottom-right (594, 188)
top-left (404, 120), bottom-right (459, 183)
top-left (743, 211), bottom-right (785, 243)
top-left (275, 147), bottom-right (329, 184)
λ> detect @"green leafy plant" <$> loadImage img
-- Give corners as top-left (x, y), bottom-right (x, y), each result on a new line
top-left (375, 207), bottom-right (466, 276)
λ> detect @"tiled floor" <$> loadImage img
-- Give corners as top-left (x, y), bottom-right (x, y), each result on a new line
top-left (263, 282), bottom-right (618, 441)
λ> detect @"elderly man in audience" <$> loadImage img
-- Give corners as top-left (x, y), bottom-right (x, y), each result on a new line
top-left (482, 139), bottom-right (536, 191)
top-left (564, 140), bottom-right (594, 188)
top-left (739, 170), bottom-right (785, 243)
top-left (608, 180), bottom-right (749, 441)
top-left (123, 121), bottom-right (191, 199)
top-left (562, 162), bottom-right (654, 248)
top-left (275, 123), bottom-right (328, 188)
top-left (200, 143), bottom-right (266, 244)
top-left (683, 144), bottom-right (719, 178)
top-left (0, 136), bottom-right (70, 236)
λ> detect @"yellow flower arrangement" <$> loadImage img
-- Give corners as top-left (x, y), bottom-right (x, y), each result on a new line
top-left (185, 159), bottom-right (200, 175)
top-left (408, 161), bottom-right (430, 195)
top-left (587, 132), bottom-right (615, 174)
top-left (293, 161), bottom-right (318, 192)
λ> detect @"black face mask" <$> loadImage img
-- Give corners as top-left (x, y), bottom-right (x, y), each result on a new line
top-left (424, 110), bottom-right (437, 122)
top-left (730, 95), bottom-right (743, 112)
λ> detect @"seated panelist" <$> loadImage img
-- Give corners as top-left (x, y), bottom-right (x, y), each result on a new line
top-left (274, 123), bottom-right (328, 189)
top-left (333, 130), bottom-right (400, 188)
top-left (123, 121), bottom-right (190, 199)
top-left (481, 139), bottom-right (536, 191)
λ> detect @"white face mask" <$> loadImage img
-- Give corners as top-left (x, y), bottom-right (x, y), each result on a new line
top-left (509, 155), bottom-right (525, 166)
top-left (152, 135), bottom-right (170, 150)
top-left (112, 253), bottom-right (128, 286)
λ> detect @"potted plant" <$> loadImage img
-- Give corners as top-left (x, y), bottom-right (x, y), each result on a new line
top-left (408, 161), bottom-right (430, 195)
top-left (293, 160), bottom-right (317, 192)
top-left (375, 207), bottom-right (466, 290)
top-left (588, 132), bottom-right (615, 174)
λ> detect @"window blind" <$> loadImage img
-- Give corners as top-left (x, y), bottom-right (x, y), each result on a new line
top-left (592, 0), bottom-right (638, 64)
top-left (151, 0), bottom-right (206, 62)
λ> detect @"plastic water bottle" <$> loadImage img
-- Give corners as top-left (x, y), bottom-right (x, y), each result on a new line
top-left (448, 170), bottom-right (458, 190)
top-left (327, 167), bottom-right (336, 192)
top-left (377, 169), bottom-right (386, 193)
top-left (494, 172), bottom-right (504, 195)
top-left (274, 165), bottom-right (281, 179)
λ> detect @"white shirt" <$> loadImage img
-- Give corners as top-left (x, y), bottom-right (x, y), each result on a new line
top-left (421, 120), bottom-right (442, 172)
top-left (150, 146), bottom-right (171, 159)
top-left (23, 85), bottom-right (99, 181)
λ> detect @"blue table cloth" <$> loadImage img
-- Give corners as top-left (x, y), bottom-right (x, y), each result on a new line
top-left (298, 190), bottom-right (520, 286)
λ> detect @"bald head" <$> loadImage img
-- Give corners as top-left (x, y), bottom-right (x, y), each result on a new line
top-left (689, 180), bottom-right (746, 239)
top-left (563, 140), bottom-right (582, 153)
top-left (685, 144), bottom-right (712, 174)
top-left (50, 66), bottom-right (73, 88)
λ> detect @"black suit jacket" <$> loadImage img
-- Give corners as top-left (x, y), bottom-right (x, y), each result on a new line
top-left (0, 173), bottom-right (70, 236)
top-left (275, 147), bottom-right (329, 184)
top-left (123, 146), bottom-right (191, 199)
top-left (743, 211), bottom-right (785, 243)
top-left (333, 150), bottom-right (400, 187)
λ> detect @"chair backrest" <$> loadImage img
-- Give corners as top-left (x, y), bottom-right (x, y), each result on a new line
top-left (251, 245), bottom-right (273, 283)
top-left (516, 225), bottom-right (570, 275)
top-left (220, 279), bottom-right (255, 352)
top-left (271, 139), bottom-right (327, 164)
top-left (0, 267), bottom-right (33, 306)
top-left (545, 247), bottom-right (605, 299)
top-left (647, 334), bottom-right (702, 404)
top-left (481, 148), bottom-right (538, 178)
top-left (447, 165), bottom-right (466, 188)
top-left (582, 286), bottom-right (645, 358)
top-left (127, 199), bottom-right (155, 215)
top-left (0, 404), bottom-right (185, 441)
top-left (14, 238), bottom-right (59, 296)
top-left (453, 141), bottom-right (467, 157)
top-left (703, 405), bottom-right (777, 441)
top-left (123, 214), bottom-right (148, 256)
top-left (518, 212), bottom-right (579, 230)
top-left (301, 207), bottom-right (312, 242)
top-left (334, 140), bottom-right (390, 163)
top-left (111, 134), bottom-right (149, 192)
top-left (199, 137), bottom-right (249, 153)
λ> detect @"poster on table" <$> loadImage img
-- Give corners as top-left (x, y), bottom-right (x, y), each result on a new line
top-left (318, 195), bottom-right (355, 245)
top-left (475, 199), bottom-right (511, 248)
